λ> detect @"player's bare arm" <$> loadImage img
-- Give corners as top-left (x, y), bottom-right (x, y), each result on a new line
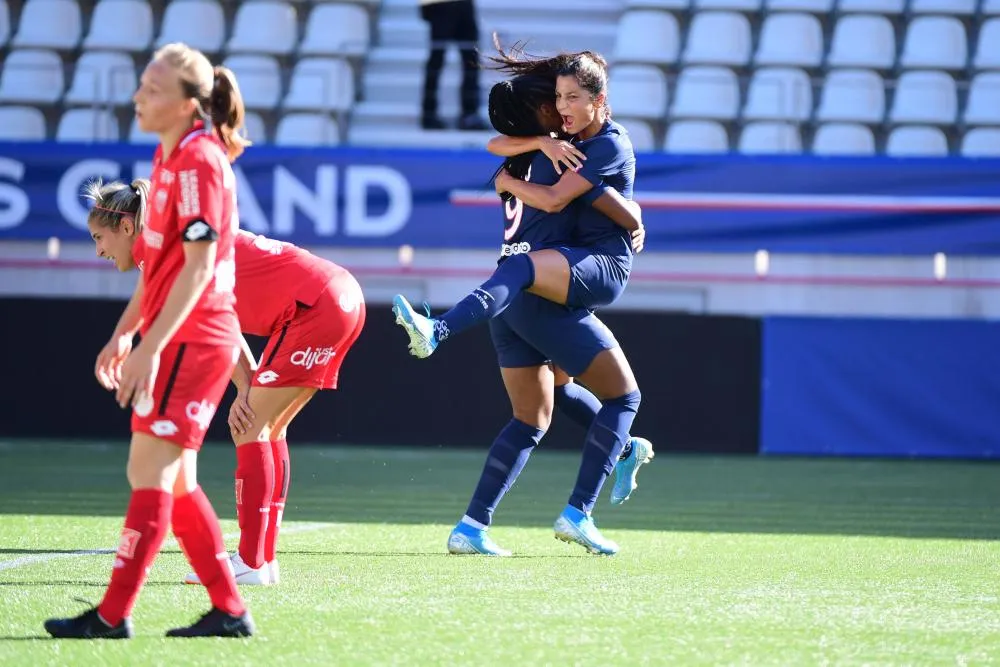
top-left (96, 279), bottom-right (145, 391)
top-left (591, 187), bottom-right (642, 232)
top-left (496, 167), bottom-right (592, 213)
top-left (488, 134), bottom-right (586, 174)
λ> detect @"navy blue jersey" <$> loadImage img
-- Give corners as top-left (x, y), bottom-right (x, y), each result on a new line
top-left (571, 119), bottom-right (636, 256)
top-left (500, 152), bottom-right (577, 261)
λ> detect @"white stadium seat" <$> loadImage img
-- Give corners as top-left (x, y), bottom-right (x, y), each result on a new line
top-left (617, 118), bottom-right (656, 152)
top-left (275, 113), bottom-right (340, 146)
top-left (695, 0), bottom-right (761, 9)
top-left (888, 71), bottom-right (957, 126)
top-left (765, 0), bottom-right (834, 11)
top-left (754, 13), bottom-right (824, 68)
top-left (670, 66), bottom-right (740, 120)
top-left (961, 128), bottom-right (1000, 157)
top-left (742, 67), bottom-right (813, 122)
top-left (157, 0), bottom-right (226, 53)
top-left (812, 123), bottom-right (875, 155)
top-left (227, 1), bottom-right (297, 55)
top-left (223, 55), bottom-right (283, 110)
top-left (964, 74), bottom-right (1000, 126)
top-left (898, 17), bottom-right (968, 71)
top-left (815, 69), bottom-right (885, 124)
top-left (608, 64), bottom-right (669, 120)
top-left (12, 0), bottom-right (81, 49)
top-left (64, 51), bottom-right (137, 106)
top-left (300, 3), bottom-right (370, 57)
top-left (738, 122), bottom-right (802, 154)
top-left (614, 10), bottom-right (680, 65)
top-left (827, 15), bottom-right (896, 70)
top-left (0, 49), bottom-right (64, 104)
top-left (973, 19), bottom-right (1000, 70)
top-left (0, 0), bottom-right (10, 48)
top-left (909, 0), bottom-right (976, 14)
top-left (57, 108), bottom-right (119, 142)
top-left (664, 120), bottom-right (730, 153)
top-left (282, 58), bottom-right (355, 112)
top-left (885, 126), bottom-right (948, 156)
top-left (0, 106), bottom-right (46, 140)
top-left (837, 0), bottom-right (904, 12)
top-left (83, 0), bottom-right (153, 52)
top-left (682, 12), bottom-right (752, 67)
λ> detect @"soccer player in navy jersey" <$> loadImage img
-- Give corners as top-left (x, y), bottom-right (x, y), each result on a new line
top-left (407, 66), bottom-right (650, 555)
top-left (393, 48), bottom-right (636, 353)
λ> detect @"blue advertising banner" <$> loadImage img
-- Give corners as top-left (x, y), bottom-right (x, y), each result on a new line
top-left (0, 142), bottom-right (998, 254)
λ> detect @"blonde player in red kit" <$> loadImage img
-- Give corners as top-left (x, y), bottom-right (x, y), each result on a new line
top-left (45, 43), bottom-right (255, 639)
top-left (84, 179), bottom-right (366, 587)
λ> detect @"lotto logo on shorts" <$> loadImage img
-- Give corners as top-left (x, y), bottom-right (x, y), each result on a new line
top-left (178, 169), bottom-right (201, 217)
top-left (150, 420), bottom-right (178, 437)
top-left (117, 528), bottom-right (142, 559)
top-left (185, 400), bottom-right (217, 431)
top-left (290, 346), bottom-right (335, 370)
top-left (500, 242), bottom-right (531, 257)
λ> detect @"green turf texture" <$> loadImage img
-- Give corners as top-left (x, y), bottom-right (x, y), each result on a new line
top-left (0, 441), bottom-right (997, 666)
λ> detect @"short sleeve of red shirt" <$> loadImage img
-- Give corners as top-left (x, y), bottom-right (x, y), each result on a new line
top-left (174, 150), bottom-right (228, 240)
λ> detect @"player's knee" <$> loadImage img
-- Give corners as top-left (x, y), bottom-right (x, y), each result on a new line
top-left (126, 454), bottom-right (174, 492)
top-left (512, 404), bottom-right (552, 431)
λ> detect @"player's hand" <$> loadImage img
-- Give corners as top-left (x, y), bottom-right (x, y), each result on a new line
top-left (228, 388), bottom-right (256, 436)
top-left (539, 136), bottom-right (586, 174)
top-left (117, 344), bottom-right (159, 410)
top-left (95, 334), bottom-right (132, 391)
top-left (631, 224), bottom-right (646, 254)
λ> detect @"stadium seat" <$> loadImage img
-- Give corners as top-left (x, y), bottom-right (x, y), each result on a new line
top-left (223, 55), bottom-right (282, 110)
top-left (227, 1), bottom-right (297, 55)
top-left (0, 106), bottom-right (46, 141)
top-left (961, 128), bottom-right (1000, 157)
top-left (764, 0), bottom-right (834, 11)
top-left (56, 108), bottom-right (119, 142)
top-left (898, 17), bottom-right (967, 71)
top-left (664, 120), bottom-right (729, 153)
top-left (275, 113), bottom-right (340, 146)
top-left (827, 15), bottom-right (896, 70)
top-left (12, 0), bottom-right (81, 49)
top-left (984, 0), bottom-right (1000, 14)
top-left (742, 67), bottom-right (813, 122)
top-left (908, 0), bottom-right (976, 14)
top-left (300, 3), bottom-right (370, 57)
top-left (608, 64), bottom-right (668, 120)
top-left (815, 69), bottom-right (885, 124)
top-left (243, 111), bottom-right (267, 145)
top-left (670, 66), bottom-right (740, 120)
top-left (0, 1), bottom-right (10, 48)
top-left (973, 19), bottom-right (1000, 70)
top-left (811, 123), bottom-right (876, 155)
top-left (738, 122), bottom-right (802, 153)
top-left (682, 12), bottom-right (752, 67)
top-left (888, 71), bottom-right (957, 126)
top-left (0, 49), bottom-right (64, 104)
top-left (754, 13), bottom-right (824, 68)
top-left (157, 0), bottom-right (226, 53)
top-left (128, 117), bottom-right (157, 144)
top-left (618, 118), bottom-right (656, 152)
top-left (885, 126), bottom-right (948, 156)
top-left (625, 0), bottom-right (690, 7)
top-left (83, 0), bottom-right (153, 52)
top-left (836, 0), bottom-right (904, 12)
top-left (694, 0), bottom-right (761, 9)
top-left (963, 74), bottom-right (1000, 126)
top-left (613, 10), bottom-right (680, 65)
top-left (283, 58), bottom-right (355, 112)
top-left (64, 52), bottom-right (137, 106)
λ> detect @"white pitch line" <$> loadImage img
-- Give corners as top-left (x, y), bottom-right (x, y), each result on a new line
top-left (0, 522), bottom-right (336, 573)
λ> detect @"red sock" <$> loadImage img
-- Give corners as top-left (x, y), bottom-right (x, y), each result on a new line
top-left (235, 440), bottom-right (274, 569)
top-left (173, 486), bottom-right (245, 617)
top-left (98, 489), bottom-right (172, 625)
top-left (264, 439), bottom-right (290, 563)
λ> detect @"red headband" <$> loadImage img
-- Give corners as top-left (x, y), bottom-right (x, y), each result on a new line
top-left (90, 204), bottom-right (124, 215)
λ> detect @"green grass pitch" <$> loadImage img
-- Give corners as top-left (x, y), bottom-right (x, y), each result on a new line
top-left (0, 441), bottom-right (998, 665)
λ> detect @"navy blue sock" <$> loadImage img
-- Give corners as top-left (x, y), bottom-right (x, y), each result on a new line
top-left (464, 418), bottom-right (545, 527)
top-left (554, 383), bottom-right (601, 430)
top-left (435, 254), bottom-right (534, 342)
top-left (556, 383), bottom-right (633, 462)
top-left (568, 390), bottom-right (641, 514)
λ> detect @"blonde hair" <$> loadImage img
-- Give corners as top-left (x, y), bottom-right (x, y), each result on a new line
top-left (85, 178), bottom-right (150, 232)
top-left (153, 42), bottom-right (251, 162)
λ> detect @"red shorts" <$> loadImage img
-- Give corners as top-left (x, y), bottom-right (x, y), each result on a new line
top-left (131, 341), bottom-right (238, 450)
top-left (252, 272), bottom-right (366, 390)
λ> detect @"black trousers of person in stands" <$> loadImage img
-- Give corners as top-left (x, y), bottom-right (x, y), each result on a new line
top-left (421, 0), bottom-right (480, 125)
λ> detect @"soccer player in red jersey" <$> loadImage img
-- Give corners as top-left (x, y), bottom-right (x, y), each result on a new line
top-left (85, 179), bottom-right (366, 586)
top-left (44, 43), bottom-right (255, 639)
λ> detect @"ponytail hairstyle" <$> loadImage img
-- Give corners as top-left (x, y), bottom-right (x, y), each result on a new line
top-left (153, 43), bottom-right (251, 162)
top-left (84, 178), bottom-right (151, 233)
top-left (487, 75), bottom-right (555, 201)
top-left (556, 51), bottom-right (611, 119)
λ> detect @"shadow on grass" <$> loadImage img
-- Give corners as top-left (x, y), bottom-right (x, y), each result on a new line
top-left (2, 442), bottom-right (999, 540)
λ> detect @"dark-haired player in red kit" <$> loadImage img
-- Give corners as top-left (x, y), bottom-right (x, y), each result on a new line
top-left (44, 42), bottom-right (254, 639)
top-left (84, 178), bottom-right (366, 587)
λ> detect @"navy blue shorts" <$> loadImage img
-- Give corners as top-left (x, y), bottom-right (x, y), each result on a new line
top-left (553, 247), bottom-right (631, 311)
top-left (489, 293), bottom-right (619, 377)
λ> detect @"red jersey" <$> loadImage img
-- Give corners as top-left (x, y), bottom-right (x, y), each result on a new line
top-left (232, 231), bottom-right (343, 336)
top-left (139, 122), bottom-right (239, 346)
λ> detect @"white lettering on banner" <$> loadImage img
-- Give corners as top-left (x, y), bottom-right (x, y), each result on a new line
top-left (233, 165), bottom-right (268, 233)
top-left (0, 158), bottom-right (29, 230)
top-left (290, 346), bottom-right (335, 370)
top-left (273, 165), bottom-right (337, 236)
top-left (58, 159), bottom-right (121, 230)
top-left (186, 400), bottom-right (216, 431)
top-left (344, 166), bottom-right (411, 238)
